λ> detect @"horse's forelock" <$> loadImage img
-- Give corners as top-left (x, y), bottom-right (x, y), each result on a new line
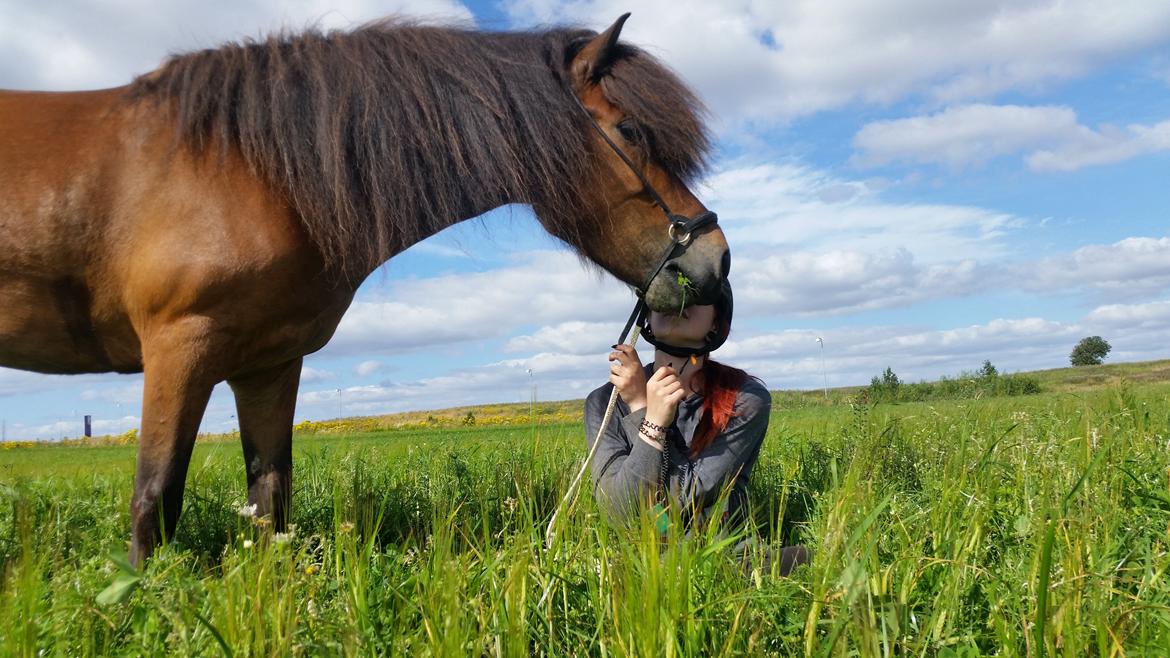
top-left (600, 44), bottom-right (711, 184)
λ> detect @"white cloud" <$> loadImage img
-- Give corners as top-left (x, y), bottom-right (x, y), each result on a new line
top-left (0, 0), bottom-right (474, 90)
top-left (1027, 237), bottom-right (1170, 299)
top-left (1026, 119), bottom-right (1170, 172)
top-left (505, 0), bottom-right (1170, 123)
top-left (734, 248), bottom-right (983, 318)
top-left (300, 366), bottom-right (335, 384)
top-left (853, 104), bottom-right (1078, 169)
top-left (1087, 298), bottom-right (1170, 327)
top-left (322, 251), bottom-right (635, 357)
top-left (853, 104), bottom-right (1170, 172)
top-left (354, 361), bottom-right (383, 377)
top-left (0, 368), bottom-right (144, 400)
top-left (298, 350), bottom-right (607, 415)
top-left (79, 381), bottom-right (145, 405)
top-left (705, 162), bottom-right (1024, 261)
top-left (504, 321), bottom-right (624, 355)
top-left (0, 368), bottom-right (70, 398)
top-left (13, 415), bottom-right (142, 441)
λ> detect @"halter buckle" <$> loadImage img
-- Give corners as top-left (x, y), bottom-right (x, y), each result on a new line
top-left (668, 221), bottom-right (692, 246)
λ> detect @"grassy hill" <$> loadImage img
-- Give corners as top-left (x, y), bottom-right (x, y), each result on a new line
top-left (293, 357), bottom-right (1170, 434)
top-left (1023, 357), bottom-right (1170, 391)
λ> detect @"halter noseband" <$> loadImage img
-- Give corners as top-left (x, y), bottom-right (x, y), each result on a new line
top-left (569, 92), bottom-right (720, 346)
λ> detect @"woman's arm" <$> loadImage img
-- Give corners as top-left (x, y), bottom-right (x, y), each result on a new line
top-left (675, 380), bottom-right (771, 515)
top-left (584, 384), bottom-right (665, 519)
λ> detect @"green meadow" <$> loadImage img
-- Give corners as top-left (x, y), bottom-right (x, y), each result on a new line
top-left (2, 361), bottom-right (1169, 656)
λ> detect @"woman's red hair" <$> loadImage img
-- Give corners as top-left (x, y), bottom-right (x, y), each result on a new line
top-left (691, 359), bottom-right (748, 458)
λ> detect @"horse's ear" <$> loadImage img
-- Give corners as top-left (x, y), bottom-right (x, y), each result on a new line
top-left (570, 13), bottom-right (631, 88)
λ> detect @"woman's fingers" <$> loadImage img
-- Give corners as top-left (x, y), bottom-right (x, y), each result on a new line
top-left (650, 362), bottom-right (678, 379)
top-left (649, 374), bottom-right (680, 392)
top-left (612, 343), bottom-right (641, 364)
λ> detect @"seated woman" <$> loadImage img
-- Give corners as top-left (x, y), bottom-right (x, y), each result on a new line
top-left (584, 283), bottom-right (807, 574)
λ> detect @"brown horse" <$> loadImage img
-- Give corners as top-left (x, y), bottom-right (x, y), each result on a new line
top-left (0, 15), bottom-right (728, 563)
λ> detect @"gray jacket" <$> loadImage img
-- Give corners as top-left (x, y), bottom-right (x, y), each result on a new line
top-left (584, 366), bottom-right (771, 527)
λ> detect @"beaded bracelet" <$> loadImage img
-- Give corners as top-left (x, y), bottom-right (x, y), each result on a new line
top-left (641, 418), bottom-right (667, 434)
top-left (638, 427), bottom-right (664, 447)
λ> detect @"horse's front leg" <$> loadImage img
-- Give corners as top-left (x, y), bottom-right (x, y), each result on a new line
top-left (129, 322), bottom-right (224, 566)
top-left (228, 357), bottom-right (301, 529)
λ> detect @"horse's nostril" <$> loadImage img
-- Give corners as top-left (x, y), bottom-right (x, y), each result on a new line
top-left (720, 249), bottom-right (731, 278)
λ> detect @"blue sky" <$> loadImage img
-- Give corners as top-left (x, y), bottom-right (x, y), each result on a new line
top-left (1, 0), bottom-right (1168, 440)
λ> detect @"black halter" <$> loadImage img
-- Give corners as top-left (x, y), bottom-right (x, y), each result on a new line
top-left (570, 93), bottom-right (720, 346)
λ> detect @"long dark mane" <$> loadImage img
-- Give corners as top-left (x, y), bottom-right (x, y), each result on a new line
top-left (129, 19), bottom-right (709, 279)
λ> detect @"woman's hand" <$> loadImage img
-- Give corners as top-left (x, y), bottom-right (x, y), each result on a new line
top-left (609, 344), bottom-right (647, 411)
top-left (645, 366), bottom-right (686, 427)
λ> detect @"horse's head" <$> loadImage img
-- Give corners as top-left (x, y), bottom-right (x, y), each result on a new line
top-left (538, 14), bottom-right (729, 312)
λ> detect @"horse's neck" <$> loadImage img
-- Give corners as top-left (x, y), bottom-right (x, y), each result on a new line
top-left (353, 42), bottom-right (566, 281)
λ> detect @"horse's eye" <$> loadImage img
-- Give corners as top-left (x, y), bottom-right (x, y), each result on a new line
top-left (616, 119), bottom-right (642, 144)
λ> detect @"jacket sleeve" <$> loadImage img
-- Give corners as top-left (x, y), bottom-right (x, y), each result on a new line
top-left (676, 381), bottom-right (771, 514)
top-left (584, 383), bottom-right (664, 519)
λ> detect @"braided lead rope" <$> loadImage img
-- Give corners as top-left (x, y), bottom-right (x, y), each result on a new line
top-left (543, 86), bottom-right (718, 549)
top-left (544, 326), bottom-right (642, 549)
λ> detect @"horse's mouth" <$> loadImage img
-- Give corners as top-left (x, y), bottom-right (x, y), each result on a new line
top-left (643, 276), bottom-right (719, 313)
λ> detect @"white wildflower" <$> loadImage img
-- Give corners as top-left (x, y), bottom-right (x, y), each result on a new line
top-left (242, 539), bottom-right (254, 549)
top-left (238, 504), bottom-right (258, 518)
top-left (273, 529), bottom-right (296, 544)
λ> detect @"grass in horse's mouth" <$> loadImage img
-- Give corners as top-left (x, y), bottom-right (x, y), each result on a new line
top-left (675, 272), bottom-right (697, 317)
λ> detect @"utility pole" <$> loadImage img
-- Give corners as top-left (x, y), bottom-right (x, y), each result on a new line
top-left (336, 388), bottom-right (343, 419)
top-left (816, 337), bottom-right (828, 399)
top-left (526, 369), bottom-right (534, 420)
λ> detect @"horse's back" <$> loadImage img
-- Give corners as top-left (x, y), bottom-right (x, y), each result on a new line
top-left (0, 88), bottom-right (126, 270)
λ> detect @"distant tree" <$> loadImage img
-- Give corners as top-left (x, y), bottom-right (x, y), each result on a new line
top-left (978, 360), bottom-right (998, 379)
top-left (868, 367), bottom-right (902, 402)
top-left (880, 367), bottom-right (901, 390)
top-left (1070, 336), bottom-right (1111, 366)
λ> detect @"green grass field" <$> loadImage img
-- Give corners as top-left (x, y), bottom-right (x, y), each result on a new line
top-left (2, 363), bottom-right (1169, 656)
